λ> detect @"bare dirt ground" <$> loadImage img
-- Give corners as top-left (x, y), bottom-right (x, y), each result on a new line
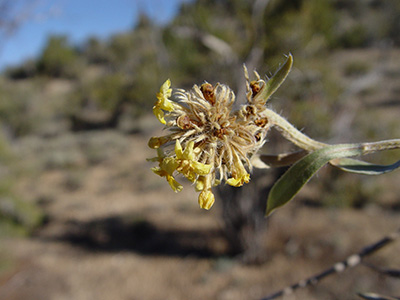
top-left (0, 131), bottom-right (399, 300)
top-left (1, 49), bottom-right (400, 300)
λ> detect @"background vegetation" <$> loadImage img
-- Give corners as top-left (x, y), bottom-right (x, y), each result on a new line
top-left (0, 0), bottom-right (399, 299)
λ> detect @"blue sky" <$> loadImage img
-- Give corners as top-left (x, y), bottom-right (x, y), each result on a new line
top-left (0, 0), bottom-right (190, 70)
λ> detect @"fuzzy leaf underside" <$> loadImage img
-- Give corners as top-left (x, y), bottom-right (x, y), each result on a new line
top-left (266, 143), bottom-right (400, 215)
top-left (255, 53), bottom-right (293, 103)
top-left (358, 292), bottom-right (400, 300)
top-left (330, 157), bottom-right (400, 175)
top-left (267, 144), bottom-right (361, 215)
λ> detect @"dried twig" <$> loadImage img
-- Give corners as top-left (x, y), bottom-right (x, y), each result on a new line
top-left (261, 228), bottom-right (400, 300)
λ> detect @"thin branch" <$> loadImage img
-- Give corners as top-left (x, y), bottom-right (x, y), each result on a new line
top-left (260, 228), bottom-right (400, 300)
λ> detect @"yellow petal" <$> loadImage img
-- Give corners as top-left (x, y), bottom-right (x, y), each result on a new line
top-left (184, 170), bottom-right (197, 182)
top-left (153, 79), bottom-right (175, 124)
top-left (226, 173), bottom-right (250, 187)
top-left (148, 136), bottom-right (169, 149)
top-left (153, 106), bottom-right (166, 124)
top-left (161, 157), bottom-right (178, 175)
top-left (146, 148), bottom-right (165, 162)
top-left (227, 160), bottom-right (250, 187)
top-left (158, 79), bottom-right (172, 99)
top-left (151, 167), bottom-right (182, 192)
top-left (226, 177), bottom-right (239, 186)
top-left (174, 140), bottom-right (184, 158)
top-left (156, 79), bottom-right (174, 111)
top-left (191, 160), bottom-right (212, 175)
top-left (226, 177), bottom-right (241, 187)
top-left (213, 179), bottom-right (221, 186)
top-left (147, 157), bottom-right (159, 162)
top-left (195, 177), bottom-right (205, 192)
top-left (158, 97), bottom-right (174, 111)
top-left (198, 189), bottom-right (215, 210)
top-left (151, 167), bottom-right (165, 177)
top-left (166, 175), bottom-right (183, 192)
top-left (182, 141), bottom-right (195, 160)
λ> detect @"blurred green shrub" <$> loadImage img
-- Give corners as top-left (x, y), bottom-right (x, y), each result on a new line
top-left (337, 24), bottom-right (368, 48)
top-left (0, 191), bottom-right (44, 237)
top-left (108, 33), bottom-right (135, 66)
top-left (343, 60), bottom-right (370, 77)
top-left (82, 36), bottom-right (113, 65)
top-left (5, 59), bottom-right (37, 80)
top-left (0, 82), bottom-right (40, 137)
top-left (36, 35), bottom-right (82, 78)
top-left (0, 134), bottom-right (44, 237)
top-left (68, 72), bottom-right (127, 125)
top-left (301, 0), bottom-right (337, 49)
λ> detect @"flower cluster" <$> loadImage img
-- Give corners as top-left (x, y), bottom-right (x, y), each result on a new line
top-left (148, 66), bottom-right (278, 210)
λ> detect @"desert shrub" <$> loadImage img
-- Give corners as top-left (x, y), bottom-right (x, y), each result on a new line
top-left (337, 24), bottom-right (369, 48)
top-left (82, 36), bottom-right (113, 65)
top-left (0, 134), bottom-right (44, 237)
top-left (5, 59), bottom-right (37, 80)
top-left (36, 35), bottom-right (81, 78)
top-left (300, 0), bottom-right (337, 49)
top-left (107, 33), bottom-right (135, 66)
top-left (0, 82), bottom-right (41, 137)
top-left (90, 73), bottom-right (127, 111)
top-left (0, 191), bottom-right (44, 237)
top-left (343, 60), bottom-right (371, 77)
top-left (68, 72), bottom-right (127, 115)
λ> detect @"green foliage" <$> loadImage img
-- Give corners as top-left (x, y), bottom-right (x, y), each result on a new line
top-left (0, 134), bottom-right (44, 237)
top-left (337, 24), bottom-right (369, 48)
top-left (94, 74), bottom-right (127, 110)
top-left (0, 0), bottom-right (399, 226)
top-left (0, 191), bottom-right (44, 237)
top-left (5, 59), bottom-right (37, 80)
top-left (69, 73), bottom-right (126, 113)
top-left (343, 60), bottom-right (371, 77)
top-left (37, 35), bottom-right (81, 78)
top-left (0, 81), bottom-right (41, 136)
top-left (83, 37), bottom-right (112, 65)
top-left (4, 0), bottom-right (399, 133)
top-left (257, 54), bottom-right (293, 102)
top-left (266, 141), bottom-right (400, 215)
top-left (108, 33), bottom-right (135, 65)
top-left (301, 0), bottom-right (337, 48)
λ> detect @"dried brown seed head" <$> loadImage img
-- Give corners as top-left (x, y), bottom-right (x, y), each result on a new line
top-left (250, 80), bottom-right (261, 96)
top-left (255, 117), bottom-right (269, 128)
top-left (177, 115), bottom-right (193, 130)
top-left (200, 83), bottom-right (215, 105)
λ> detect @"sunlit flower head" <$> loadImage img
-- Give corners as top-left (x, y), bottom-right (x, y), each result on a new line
top-left (147, 67), bottom-right (277, 210)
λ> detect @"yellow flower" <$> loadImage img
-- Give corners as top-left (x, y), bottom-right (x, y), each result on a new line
top-left (198, 189), bottom-right (215, 210)
top-left (153, 79), bottom-right (174, 124)
top-left (148, 136), bottom-right (170, 149)
top-left (226, 161), bottom-right (250, 187)
top-left (148, 149), bottom-right (183, 192)
top-left (146, 148), bottom-right (165, 163)
top-left (148, 55), bottom-right (295, 210)
top-left (152, 167), bottom-right (183, 192)
top-left (174, 140), bottom-right (212, 181)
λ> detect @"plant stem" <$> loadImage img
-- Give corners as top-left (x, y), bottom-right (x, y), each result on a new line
top-left (264, 109), bottom-right (327, 150)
